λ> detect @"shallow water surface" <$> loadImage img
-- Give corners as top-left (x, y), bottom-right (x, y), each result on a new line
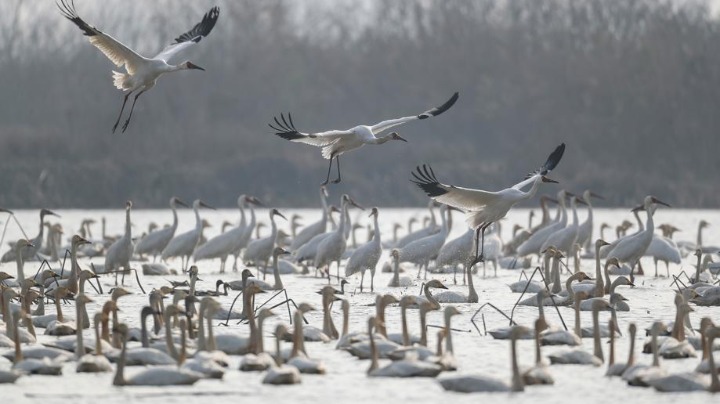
top-left (0, 208), bottom-right (719, 403)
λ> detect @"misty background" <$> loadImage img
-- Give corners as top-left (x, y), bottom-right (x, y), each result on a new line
top-left (0, 0), bottom-right (719, 209)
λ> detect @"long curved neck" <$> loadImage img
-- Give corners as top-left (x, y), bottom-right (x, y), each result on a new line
top-left (290, 311), bottom-right (303, 358)
top-left (197, 302), bottom-right (207, 351)
top-left (322, 295), bottom-right (338, 339)
top-left (534, 326), bottom-right (542, 365)
top-left (94, 316), bottom-right (103, 355)
top-left (608, 322), bottom-right (615, 366)
top-left (164, 312), bottom-right (179, 360)
top-left (124, 208), bottom-right (132, 240)
top-left (444, 315), bottom-right (454, 355)
top-left (627, 328), bottom-right (636, 366)
top-left (419, 308), bottom-right (429, 347)
top-left (510, 335), bottom-right (524, 392)
top-left (697, 223), bottom-right (704, 247)
top-left (270, 214), bottom-right (279, 243)
top-left (114, 333), bottom-right (128, 386)
top-left (391, 254), bottom-right (400, 286)
top-left (401, 305), bottom-right (409, 346)
top-left (368, 323), bottom-right (378, 373)
top-left (15, 247), bottom-right (25, 281)
top-left (372, 215), bottom-right (381, 243)
top-left (594, 255), bottom-right (604, 298)
top-left (651, 327), bottom-right (660, 367)
top-left (75, 299), bottom-right (84, 359)
top-left (376, 301), bottom-right (388, 338)
top-left (206, 310), bottom-right (216, 351)
top-left (709, 334), bottom-right (719, 391)
top-left (68, 245), bottom-right (80, 295)
top-left (574, 298), bottom-right (582, 338)
top-left (140, 312), bottom-right (150, 348)
top-left (257, 316), bottom-right (266, 353)
top-left (603, 264), bottom-right (612, 295)
top-left (55, 294), bottom-right (64, 323)
top-left (171, 203), bottom-right (179, 230)
top-left (551, 255), bottom-right (562, 294)
top-left (571, 200), bottom-right (579, 225)
top-left (559, 199), bottom-right (568, 225)
top-left (341, 304), bottom-right (349, 337)
top-left (424, 285), bottom-right (438, 309)
top-left (592, 308), bottom-right (603, 362)
top-left (272, 252), bottom-right (283, 290)
top-left (467, 262), bottom-right (478, 302)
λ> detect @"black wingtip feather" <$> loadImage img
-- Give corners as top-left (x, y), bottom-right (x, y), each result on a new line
top-left (174, 6), bottom-right (220, 44)
top-left (270, 113), bottom-right (304, 141)
top-left (541, 143), bottom-right (566, 175)
top-left (418, 91), bottom-right (460, 120)
top-left (410, 165), bottom-right (448, 198)
top-left (57, 0), bottom-right (101, 37)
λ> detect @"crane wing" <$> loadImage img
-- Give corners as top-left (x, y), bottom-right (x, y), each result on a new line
top-left (524, 143), bottom-right (566, 179)
top-left (411, 165), bottom-right (499, 211)
top-left (154, 6), bottom-right (220, 62)
top-left (269, 113), bottom-right (353, 147)
top-left (370, 92), bottom-right (459, 134)
top-left (57, 0), bottom-right (145, 75)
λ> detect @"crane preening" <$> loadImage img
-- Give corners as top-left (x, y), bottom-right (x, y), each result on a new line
top-left (269, 92), bottom-right (459, 185)
top-left (412, 143), bottom-right (566, 267)
top-left (57, 0), bottom-right (220, 133)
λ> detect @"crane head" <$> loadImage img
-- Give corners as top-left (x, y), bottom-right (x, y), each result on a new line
top-left (389, 132), bottom-right (407, 142)
top-left (183, 61), bottom-right (205, 71)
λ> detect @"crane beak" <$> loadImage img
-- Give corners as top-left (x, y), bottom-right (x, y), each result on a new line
top-left (631, 205), bottom-right (644, 212)
top-left (541, 176), bottom-right (559, 184)
top-left (186, 62), bottom-right (205, 71)
top-left (274, 210), bottom-right (287, 221)
top-left (575, 197), bottom-right (588, 206)
top-left (250, 197), bottom-right (264, 206)
top-left (175, 199), bottom-right (189, 208)
top-left (391, 132), bottom-right (408, 142)
top-left (590, 192), bottom-right (605, 200)
top-left (350, 199), bottom-right (365, 210)
top-left (0, 208), bottom-right (13, 214)
top-left (651, 197), bottom-right (671, 207)
top-left (199, 201), bottom-right (216, 210)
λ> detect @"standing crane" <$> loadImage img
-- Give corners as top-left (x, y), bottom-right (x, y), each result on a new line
top-left (134, 197), bottom-right (188, 261)
top-left (161, 199), bottom-right (215, 271)
top-left (57, 1), bottom-right (220, 132)
top-left (105, 201), bottom-right (134, 285)
top-left (270, 92), bottom-right (459, 185)
top-left (412, 143), bottom-right (565, 267)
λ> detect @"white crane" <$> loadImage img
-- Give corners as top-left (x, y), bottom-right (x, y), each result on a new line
top-left (1, 209), bottom-right (60, 263)
top-left (515, 190), bottom-right (568, 258)
top-left (134, 197), bottom-right (188, 261)
top-left (394, 200), bottom-right (440, 248)
top-left (244, 209), bottom-right (287, 275)
top-left (345, 207), bottom-right (382, 292)
top-left (315, 195), bottom-right (362, 282)
top-left (541, 195), bottom-right (585, 255)
top-left (270, 92), bottom-right (459, 185)
top-left (289, 187), bottom-right (329, 251)
top-left (193, 195), bottom-right (262, 272)
top-left (575, 190), bottom-right (603, 253)
top-left (161, 199), bottom-right (214, 271)
top-left (57, 1), bottom-right (220, 133)
top-left (396, 205), bottom-right (452, 279)
top-left (412, 143), bottom-right (565, 267)
top-left (606, 196), bottom-right (670, 277)
top-left (104, 201), bottom-right (134, 283)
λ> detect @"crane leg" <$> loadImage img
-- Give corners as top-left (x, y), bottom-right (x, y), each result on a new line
top-left (332, 156), bottom-right (342, 184)
top-left (360, 270), bottom-right (365, 293)
top-left (321, 156), bottom-right (335, 186)
top-left (121, 89), bottom-right (146, 133)
top-left (112, 91), bottom-right (132, 133)
top-left (469, 224), bottom-right (488, 268)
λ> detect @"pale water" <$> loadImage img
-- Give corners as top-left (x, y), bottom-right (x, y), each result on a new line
top-left (1, 207), bottom-right (719, 403)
